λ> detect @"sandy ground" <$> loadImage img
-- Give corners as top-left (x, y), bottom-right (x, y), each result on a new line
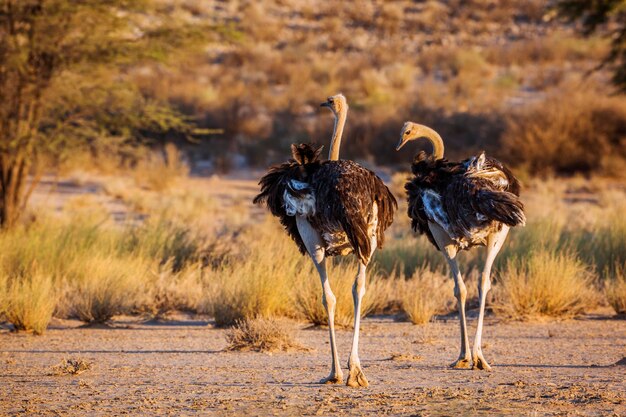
top-left (1, 312), bottom-right (624, 416)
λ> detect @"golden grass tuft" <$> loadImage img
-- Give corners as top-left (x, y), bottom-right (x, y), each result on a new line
top-left (225, 317), bottom-right (305, 352)
top-left (293, 261), bottom-right (394, 328)
top-left (2, 273), bottom-right (56, 335)
top-left (493, 250), bottom-right (598, 320)
top-left (399, 267), bottom-right (454, 325)
top-left (605, 264), bottom-right (626, 315)
top-left (66, 256), bottom-right (147, 323)
top-left (208, 220), bottom-right (303, 326)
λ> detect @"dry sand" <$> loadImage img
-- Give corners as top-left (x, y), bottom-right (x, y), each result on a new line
top-left (1, 312), bottom-right (624, 416)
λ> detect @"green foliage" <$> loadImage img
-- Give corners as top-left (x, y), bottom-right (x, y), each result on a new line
top-left (0, 0), bottom-right (211, 228)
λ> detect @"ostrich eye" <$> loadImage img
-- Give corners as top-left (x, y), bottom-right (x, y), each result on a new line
top-left (405, 130), bottom-right (410, 135)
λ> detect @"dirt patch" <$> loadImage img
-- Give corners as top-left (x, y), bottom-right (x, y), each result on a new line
top-left (1, 314), bottom-right (624, 416)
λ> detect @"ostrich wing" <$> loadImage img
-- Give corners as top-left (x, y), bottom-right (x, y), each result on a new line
top-left (253, 144), bottom-right (324, 255)
top-left (312, 160), bottom-right (396, 264)
top-left (405, 152), bottom-right (465, 247)
top-left (444, 174), bottom-right (526, 239)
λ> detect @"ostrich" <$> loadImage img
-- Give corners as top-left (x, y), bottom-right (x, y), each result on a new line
top-left (396, 122), bottom-right (525, 370)
top-left (254, 94), bottom-right (397, 387)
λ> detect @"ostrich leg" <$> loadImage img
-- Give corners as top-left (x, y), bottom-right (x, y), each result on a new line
top-left (346, 239), bottom-right (376, 388)
top-left (473, 225), bottom-right (509, 371)
top-left (296, 216), bottom-right (343, 384)
top-left (430, 223), bottom-right (471, 369)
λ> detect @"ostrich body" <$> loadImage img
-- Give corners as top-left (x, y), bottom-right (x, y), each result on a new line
top-left (397, 122), bottom-right (525, 370)
top-left (254, 95), bottom-right (396, 387)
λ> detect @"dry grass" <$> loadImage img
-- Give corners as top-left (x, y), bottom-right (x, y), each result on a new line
top-left (66, 256), bottom-right (147, 323)
top-left (3, 172), bottom-right (625, 335)
top-left (133, 144), bottom-right (189, 192)
top-left (493, 250), bottom-right (598, 320)
top-left (293, 261), bottom-right (395, 328)
top-left (605, 264), bottom-right (626, 315)
top-left (50, 358), bottom-right (92, 376)
top-left (143, 262), bottom-right (205, 318)
top-left (226, 317), bottom-right (305, 352)
top-left (2, 273), bottom-right (56, 335)
top-left (502, 83), bottom-right (626, 177)
top-left (207, 220), bottom-right (302, 326)
top-left (399, 267), bottom-right (454, 325)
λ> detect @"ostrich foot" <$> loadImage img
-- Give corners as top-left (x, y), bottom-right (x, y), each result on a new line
top-left (472, 352), bottom-right (492, 371)
top-left (450, 357), bottom-right (472, 369)
top-left (319, 372), bottom-right (343, 384)
top-left (346, 365), bottom-right (369, 388)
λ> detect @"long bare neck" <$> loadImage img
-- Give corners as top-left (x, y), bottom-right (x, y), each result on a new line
top-left (420, 126), bottom-right (445, 159)
top-left (328, 106), bottom-right (347, 161)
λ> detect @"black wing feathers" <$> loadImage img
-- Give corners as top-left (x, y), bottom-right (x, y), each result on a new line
top-left (255, 144), bottom-right (396, 263)
top-left (312, 161), bottom-right (397, 264)
top-left (253, 143), bottom-right (323, 254)
top-left (406, 151), bottom-right (525, 247)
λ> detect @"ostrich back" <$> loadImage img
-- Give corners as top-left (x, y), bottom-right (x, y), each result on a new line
top-left (406, 151), bottom-right (525, 250)
top-left (254, 144), bottom-right (397, 265)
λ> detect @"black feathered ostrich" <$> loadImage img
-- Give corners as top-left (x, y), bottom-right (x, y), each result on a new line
top-left (396, 122), bottom-right (525, 371)
top-left (254, 94), bottom-right (396, 387)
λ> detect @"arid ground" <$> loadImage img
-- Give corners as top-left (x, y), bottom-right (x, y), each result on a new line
top-left (1, 311), bottom-right (624, 416)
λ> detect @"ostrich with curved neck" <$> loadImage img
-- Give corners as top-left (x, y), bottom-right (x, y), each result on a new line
top-left (320, 93), bottom-right (348, 161)
top-left (397, 122), bottom-right (445, 159)
top-left (396, 122), bottom-right (525, 372)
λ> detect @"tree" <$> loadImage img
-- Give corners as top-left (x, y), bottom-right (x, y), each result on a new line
top-left (554, 0), bottom-right (626, 92)
top-left (0, 0), bottom-right (209, 228)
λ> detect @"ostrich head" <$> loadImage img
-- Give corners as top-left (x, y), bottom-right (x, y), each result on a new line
top-left (320, 93), bottom-right (348, 116)
top-left (396, 122), bottom-right (437, 150)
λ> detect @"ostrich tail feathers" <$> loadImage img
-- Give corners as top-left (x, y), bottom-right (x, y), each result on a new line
top-left (475, 190), bottom-right (526, 227)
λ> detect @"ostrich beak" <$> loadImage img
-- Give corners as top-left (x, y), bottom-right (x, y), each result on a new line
top-left (320, 102), bottom-right (331, 108)
top-left (396, 137), bottom-right (408, 151)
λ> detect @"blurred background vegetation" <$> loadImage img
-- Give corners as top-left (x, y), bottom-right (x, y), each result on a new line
top-left (2, 0), bottom-right (626, 228)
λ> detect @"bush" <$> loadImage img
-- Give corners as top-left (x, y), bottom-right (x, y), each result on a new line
top-left (400, 267), bottom-right (454, 325)
top-left (226, 317), bottom-right (304, 352)
top-left (3, 274), bottom-right (56, 335)
top-left (293, 260), bottom-right (392, 327)
top-left (208, 220), bottom-right (302, 326)
top-left (493, 249), bottom-right (598, 320)
top-left (606, 264), bottom-right (626, 315)
top-left (502, 85), bottom-right (626, 176)
top-left (66, 256), bottom-right (147, 323)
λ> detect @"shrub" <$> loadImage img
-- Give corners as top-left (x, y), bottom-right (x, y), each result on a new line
top-left (574, 210), bottom-right (626, 280)
top-left (493, 249), bottom-right (598, 320)
top-left (3, 273), bottom-right (56, 335)
top-left (208, 220), bottom-right (302, 326)
top-left (66, 256), bottom-right (148, 323)
top-left (606, 264), bottom-right (626, 315)
top-left (142, 262), bottom-right (205, 318)
top-left (51, 358), bottom-right (92, 376)
top-left (293, 260), bottom-right (393, 327)
top-left (133, 143), bottom-right (189, 192)
top-left (399, 267), bottom-right (454, 325)
top-left (502, 85), bottom-right (626, 176)
top-left (226, 317), bottom-right (304, 352)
